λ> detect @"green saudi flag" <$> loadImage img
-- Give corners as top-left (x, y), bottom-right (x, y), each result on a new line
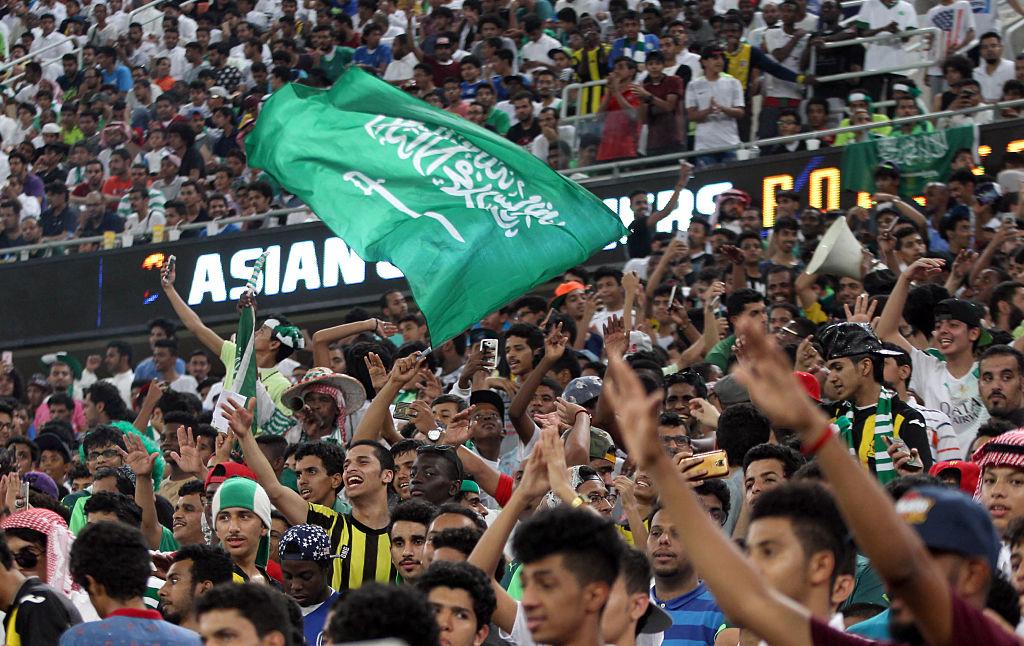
top-left (245, 68), bottom-right (627, 344)
top-left (841, 125), bottom-right (978, 197)
top-left (232, 252), bottom-right (266, 427)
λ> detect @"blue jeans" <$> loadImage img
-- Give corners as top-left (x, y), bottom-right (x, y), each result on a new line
top-left (694, 151), bottom-right (737, 168)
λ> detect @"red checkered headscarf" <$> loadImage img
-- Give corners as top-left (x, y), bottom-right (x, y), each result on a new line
top-left (305, 383), bottom-right (348, 443)
top-left (971, 429), bottom-right (1024, 497)
top-left (1, 508), bottom-right (76, 596)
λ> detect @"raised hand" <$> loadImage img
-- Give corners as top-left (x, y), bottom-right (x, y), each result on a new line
top-left (160, 258), bottom-right (176, 288)
top-left (220, 397), bottom-right (255, 443)
top-left (950, 249), bottom-right (978, 278)
top-left (515, 444), bottom-right (551, 502)
top-left (794, 335), bottom-right (823, 373)
top-left (902, 257), bottom-right (945, 283)
top-left (373, 318), bottom-right (399, 338)
top-left (364, 352), bottom-right (389, 392)
top-left (85, 354), bottom-right (102, 373)
top-left (688, 398), bottom-right (720, 428)
top-left (543, 322), bottom-right (569, 364)
top-left (603, 315), bottom-right (628, 359)
top-left (622, 271), bottom-right (641, 295)
top-left (442, 405), bottom-right (475, 446)
top-left (843, 293), bottom-right (877, 324)
top-left (409, 399), bottom-right (438, 434)
top-left (118, 432), bottom-right (156, 477)
top-left (732, 319), bottom-right (830, 435)
top-left (485, 376), bottom-right (519, 399)
top-left (389, 352), bottom-right (425, 385)
top-left (555, 397), bottom-right (588, 428)
top-left (170, 426), bottom-right (206, 476)
top-left (720, 245), bottom-right (744, 265)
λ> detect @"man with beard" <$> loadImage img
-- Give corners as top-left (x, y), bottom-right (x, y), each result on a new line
top-left (648, 506), bottom-right (725, 644)
top-left (766, 216), bottom-right (800, 268)
top-left (989, 282), bottom-right (1024, 335)
top-left (821, 323), bottom-right (932, 479)
top-left (766, 266), bottom-right (796, 305)
top-left (390, 499), bottom-right (437, 583)
top-left (974, 32), bottom-right (1016, 102)
top-left (278, 524), bottom-right (339, 646)
top-left (280, 367), bottom-right (367, 444)
top-left (159, 544), bottom-right (233, 630)
top-left (979, 345), bottom-right (1024, 426)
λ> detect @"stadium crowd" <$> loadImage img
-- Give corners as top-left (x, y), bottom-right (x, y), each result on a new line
top-left (0, 142), bottom-right (1022, 644)
top-left (0, 0), bottom-right (1020, 257)
top-left (1, 0), bottom-right (1024, 644)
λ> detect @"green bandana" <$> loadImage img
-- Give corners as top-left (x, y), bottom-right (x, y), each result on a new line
top-left (213, 478), bottom-right (273, 568)
top-left (836, 388), bottom-right (897, 484)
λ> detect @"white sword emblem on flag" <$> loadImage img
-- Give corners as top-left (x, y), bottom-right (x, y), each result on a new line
top-left (342, 171), bottom-right (466, 243)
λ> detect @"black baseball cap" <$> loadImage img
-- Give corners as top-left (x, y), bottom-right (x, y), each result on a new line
top-left (934, 299), bottom-right (993, 345)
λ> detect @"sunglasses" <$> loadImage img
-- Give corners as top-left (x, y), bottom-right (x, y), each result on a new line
top-left (13, 547), bottom-right (41, 569)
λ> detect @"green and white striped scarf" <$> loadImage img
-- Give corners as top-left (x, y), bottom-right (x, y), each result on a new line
top-left (835, 387), bottom-right (897, 484)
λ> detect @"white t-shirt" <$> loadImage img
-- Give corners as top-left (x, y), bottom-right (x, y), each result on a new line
top-left (169, 374), bottom-right (199, 396)
top-left (907, 346), bottom-right (989, 450)
top-left (521, 33), bottom-right (562, 66)
top-left (676, 50), bottom-right (702, 79)
top-left (855, 0), bottom-right (918, 72)
top-left (685, 74), bottom-right (744, 150)
top-left (924, 1), bottom-right (976, 76)
top-left (969, 0), bottom-right (999, 39)
top-left (761, 27), bottom-right (808, 99)
top-left (530, 125), bottom-right (577, 160)
top-left (384, 52), bottom-right (418, 82)
top-left (974, 58), bottom-right (1016, 102)
top-left (124, 210), bottom-right (167, 235)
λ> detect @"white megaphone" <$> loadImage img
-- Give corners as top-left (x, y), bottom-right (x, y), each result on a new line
top-left (804, 217), bottom-right (863, 279)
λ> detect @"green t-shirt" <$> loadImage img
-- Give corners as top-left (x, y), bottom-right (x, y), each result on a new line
top-left (319, 46), bottom-right (354, 83)
top-left (486, 108), bottom-right (511, 135)
top-left (706, 334), bottom-right (736, 372)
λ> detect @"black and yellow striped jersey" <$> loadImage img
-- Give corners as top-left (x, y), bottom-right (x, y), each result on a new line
top-left (307, 502), bottom-right (396, 591)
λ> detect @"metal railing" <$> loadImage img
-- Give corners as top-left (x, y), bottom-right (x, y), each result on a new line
top-left (0, 34), bottom-right (79, 77)
top-left (558, 80), bottom-right (608, 123)
top-left (806, 27), bottom-right (938, 88)
top-left (1, 206), bottom-right (312, 260)
top-left (565, 98), bottom-right (1024, 182)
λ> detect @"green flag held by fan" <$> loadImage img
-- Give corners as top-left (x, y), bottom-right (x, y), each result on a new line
top-left (245, 68), bottom-right (627, 345)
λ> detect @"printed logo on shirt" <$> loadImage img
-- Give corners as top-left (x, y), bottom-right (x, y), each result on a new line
top-left (940, 397), bottom-right (984, 427)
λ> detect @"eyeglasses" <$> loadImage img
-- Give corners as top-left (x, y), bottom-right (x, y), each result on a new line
top-left (0, 422), bottom-right (11, 432)
top-left (777, 120), bottom-right (798, 126)
top-left (13, 547), bottom-right (41, 569)
top-left (707, 508), bottom-right (727, 525)
top-left (660, 434), bottom-right (692, 447)
top-left (86, 448), bottom-right (119, 461)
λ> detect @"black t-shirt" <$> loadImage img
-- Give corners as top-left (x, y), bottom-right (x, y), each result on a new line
top-left (39, 205), bottom-right (78, 237)
top-left (506, 119), bottom-right (542, 148)
top-left (3, 577), bottom-right (82, 645)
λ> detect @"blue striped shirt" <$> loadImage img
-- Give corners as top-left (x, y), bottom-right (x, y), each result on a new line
top-left (652, 583), bottom-right (725, 646)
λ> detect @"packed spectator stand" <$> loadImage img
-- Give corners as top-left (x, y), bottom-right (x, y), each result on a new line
top-left (2, 0), bottom-right (1024, 645)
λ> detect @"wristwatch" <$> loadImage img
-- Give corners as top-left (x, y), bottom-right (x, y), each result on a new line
top-left (427, 427), bottom-right (444, 443)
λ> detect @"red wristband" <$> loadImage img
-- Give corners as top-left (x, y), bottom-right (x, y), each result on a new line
top-left (801, 426), bottom-right (833, 456)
